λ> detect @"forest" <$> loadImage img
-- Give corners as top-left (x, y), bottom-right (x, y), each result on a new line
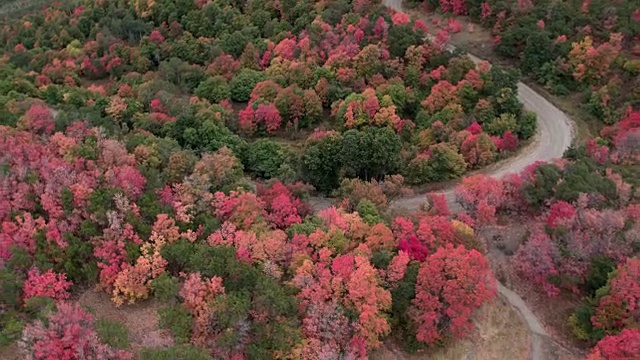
top-left (0, 0), bottom-right (638, 359)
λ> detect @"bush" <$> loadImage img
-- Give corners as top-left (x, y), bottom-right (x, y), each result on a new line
top-left (486, 113), bottom-right (518, 136)
top-left (0, 269), bottom-right (24, 310)
top-left (584, 257), bottom-right (616, 295)
top-left (357, 199), bottom-right (384, 225)
top-left (568, 300), bottom-right (604, 343)
top-left (407, 145), bottom-right (466, 185)
top-left (0, 316), bottom-right (23, 346)
top-left (24, 296), bottom-right (56, 319)
top-left (230, 69), bottom-right (265, 102)
top-left (406, 155), bottom-right (431, 185)
top-left (95, 318), bottom-right (130, 349)
top-left (517, 110), bottom-right (537, 140)
top-left (158, 305), bottom-right (193, 344)
top-left (246, 139), bottom-right (287, 179)
top-left (152, 273), bottom-right (180, 302)
top-left (390, 263), bottom-right (423, 352)
top-left (194, 76), bottom-right (230, 103)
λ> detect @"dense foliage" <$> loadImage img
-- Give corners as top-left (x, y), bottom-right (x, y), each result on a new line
top-left (416, 0), bottom-right (640, 125)
top-left (3, 0), bottom-right (636, 358)
top-left (0, 0), bottom-right (535, 194)
top-left (0, 1), bottom-right (515, 356)
top-left (0, 116), bottom-right (498, 357)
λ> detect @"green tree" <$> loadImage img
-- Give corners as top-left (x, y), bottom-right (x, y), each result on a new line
top-left (230, 69), bottom-right (266, 102)
top-left (301, 133), bottom-right (343, 193)
top-left (194, 76), bottom-right (230, 103)
top-left (246, 139), bottom-right (287, 179)
top-left (340, 127), bottom-right (402, 180)
top-left (407, 144), bottom-right (466, 184)
top-left (388, 25), bottom-right (422, 59)
top-left (521, 31), bottom-right (555, 77)
top-left (517, 110), bottom-right (537, 140)
top-left (427, 143), bottom-right (467, 181)
top-left (486, 113), bottom-right (518, 136)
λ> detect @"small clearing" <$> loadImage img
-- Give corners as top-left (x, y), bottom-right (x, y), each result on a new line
top-left (78, 289), bottom-right (174, 352)
top-left (371, 299), bottom-right (531, 360)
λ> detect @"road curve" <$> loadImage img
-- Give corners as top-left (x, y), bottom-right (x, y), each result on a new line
top-left (384, 2), bottom-right (568, 359)
top-left (309, 0), bottom-right (574, 214)
top-left (312, 1), bottom-right (575, 359)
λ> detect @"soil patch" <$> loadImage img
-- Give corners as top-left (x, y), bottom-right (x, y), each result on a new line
top-left (78, 289), bottom-right (174, 352)
top-left (371, 299), bottom-right (531, 360)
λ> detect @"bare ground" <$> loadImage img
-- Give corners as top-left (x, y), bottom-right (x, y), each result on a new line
top-left (78, 289), bottom-right (174, 352)
top-left (371, 299), bottom-right (531, 360)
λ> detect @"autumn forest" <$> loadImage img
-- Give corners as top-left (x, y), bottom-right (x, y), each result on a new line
top-left (0, 0), bottom-right (639, 359)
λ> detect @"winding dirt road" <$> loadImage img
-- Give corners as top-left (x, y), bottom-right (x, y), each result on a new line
top-left (383, 0), bottom-right (573, 213)
top-left (311, 1), bottom-right (576, 359)
top-left (310, 1), bottom-right (573, 214)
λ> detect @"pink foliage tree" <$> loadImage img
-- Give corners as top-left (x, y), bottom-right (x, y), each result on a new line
top-left (20, 302), bottom-right (133, 360)
top-left (587, 329), bottom-right (640, 360)
top-left (398, 235), bottom-right (429, 262)
top-left (257, 181), bottom-right (312, 229)
top-left (410, 244), bottom-right (496, 345)
top-left (239, 103), bottom-right (282, 135)
top-left (20, 104), bottom-right (55, 135)
top-left (23, 268), bottom-right (72, 302)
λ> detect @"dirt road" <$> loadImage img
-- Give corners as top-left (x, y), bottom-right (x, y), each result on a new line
top-left (310, 1), bottom-right (576, 359)
top-left (309, 1), bottom-right (573, 214)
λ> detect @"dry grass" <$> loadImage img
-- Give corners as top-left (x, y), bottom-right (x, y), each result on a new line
top-left (0, 343), bottom-right (21, 360)
top-left (78, 289), bottom-right (174, 352)
top-left (371, 299), bottom-right (530, 360)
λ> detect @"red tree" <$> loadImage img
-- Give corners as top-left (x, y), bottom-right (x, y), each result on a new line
top-left (501, 131), bottom-right (518, 152)
top-left (398, 235), bottom-right (429, 262)
top-left (23, 268), bottom-right (72, 302)
top-left (20, 302), bottom-right (133, 360)
top-left (410, 244), bottom-right (496, 345)
top-left (20, 104), bottom-right (55, 135)
top-left (592, 258), bottom-right (640, 333)
top-left (587, 329), bottom-right (640, 360)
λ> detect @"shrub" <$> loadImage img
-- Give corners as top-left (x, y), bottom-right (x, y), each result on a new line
top-left (0, 269), bottom-right (24, 310)
top-left (24, 296), bottom-right (56, 320)
top-left (517, 111), bottom-right (537, 140)
top-left (406, 154), bottom-right (431, 185)
top-left (95, 318), bottom-right (130, 349)
top-left (0, 316), bottom-right (23, 346)
top-left (158, 305), bottom-right (193, 344)
top-left (152, 273), bottom-right (180, 302)
top-left (357, 199), bottom-right (384, 226)
top-left (407, 144), bottom-right (466, 185)
top-left (389, 263), bottom-right (422, 352)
